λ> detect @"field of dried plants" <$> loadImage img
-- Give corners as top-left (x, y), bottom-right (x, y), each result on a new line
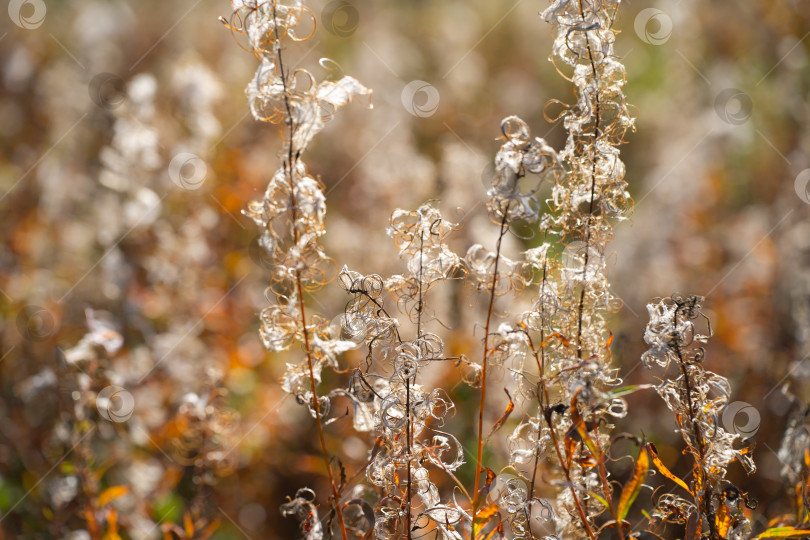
top-left (1, 1), bottom-right (810, 539)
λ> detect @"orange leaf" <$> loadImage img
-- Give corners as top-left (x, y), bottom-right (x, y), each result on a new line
top-left (564, 435), bottom-right (576, 470)
top-left (475, 502), bottom-right (500, 521)
top-left (482, 520), bottom-right (504, 540)
top-left (715, 501), bottom-right (732, 538)
top-left (617, 444), bottom-right (649, 520)
top-left (540, 332), bottom-right (570, 348)
top-left (569, 393), bottom-right (599, 459)
top-left (184, 511), bottom-right (194, 538)
top-left (84, 504), bottom-right (98, 536)
top-left (486, 389), bottom-right (514, 441)
top-left (199, 520), bottom-right (221, 540)
top-left (647, 443), bottom-right (692, 496)
top-left (102, 508), bottom-right (121, 540)
top-left (574, 454), bottom-right (598, 469)
top-left (98, 486), bottom-right (129, 508)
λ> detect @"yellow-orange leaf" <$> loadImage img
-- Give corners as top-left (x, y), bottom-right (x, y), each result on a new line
top-left (757, 527), bottom-right (810, 538)
top-left (647, 443), bottom-right (692, 496)
top-left (198, 520), bottom-right (220, 540)
top-left (618, 444), bottom-right (649, 520)
top-left (569, 393), bottom-right (599, 459)
top-left (98, 486), bottom-right (129, 508)
top-left (475, 502), bottom-right (500, 521)
top-left (481, 521), bottom-right (504, 540)
top-left (184, 511), bottom-right (194, 537)
top-left (540, 332), bottom-right (570, 348)
top-left (715, 501), bottom-right (732, 538)
top-left (102, 508), bottom-right (121, 540)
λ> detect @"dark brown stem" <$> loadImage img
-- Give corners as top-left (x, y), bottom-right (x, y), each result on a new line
top-left (574, 0), bottom-right (602, 362)
top-left (570, 3), bottom-right (626, 538)
top-left (671, 304), bottom-right (716, 539)
top-left (404, 231), bottom-right (427, 539)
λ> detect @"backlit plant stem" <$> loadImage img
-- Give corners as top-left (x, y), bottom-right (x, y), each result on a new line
top-left (273, 6), bottom-right (348, 537)
top-left (473, 206), bottom-right (509, 536)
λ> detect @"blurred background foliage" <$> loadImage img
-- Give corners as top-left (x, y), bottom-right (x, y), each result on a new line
top-left (1, 0), bottom-right (809, 537)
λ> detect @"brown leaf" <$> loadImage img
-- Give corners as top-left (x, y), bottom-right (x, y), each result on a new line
top-left (564, 435), bottom-right (576, 470)
top-left (485, 467), bottom-right (496, 489)
top-left (486, 389), bottom-right (514, 441)
top-left (686, 512), bottom-right (699, 540)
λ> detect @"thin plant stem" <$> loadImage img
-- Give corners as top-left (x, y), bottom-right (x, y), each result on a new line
top-left (273, 5), bottom-right (348, 538)
top-left (473, 206), bottom-right (510, 537)
top-left (672, 303), bottom-right (715, 539)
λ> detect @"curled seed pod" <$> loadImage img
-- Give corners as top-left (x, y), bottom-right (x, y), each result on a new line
top-left (395, 357), bottom-right (418, 381)
top-left (380, 396), bottom-right (407, 430)
top-left (280, 488), bottom-right (324, 540)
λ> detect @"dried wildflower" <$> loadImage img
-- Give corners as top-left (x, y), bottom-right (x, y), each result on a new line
top-left (642, 295), bottom-right (755, 538)
top-left (484, 1), bottom-right (634, 537)
top-left (778, 405), bottom-right (810, 485)
top-left (224, 0), bottom-right (371, 536)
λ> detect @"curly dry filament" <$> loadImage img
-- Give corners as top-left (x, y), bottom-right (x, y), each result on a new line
top-left (273, 6), bottom-right (348, 539)
top-left (472, 205), bottom-right (509, 537)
